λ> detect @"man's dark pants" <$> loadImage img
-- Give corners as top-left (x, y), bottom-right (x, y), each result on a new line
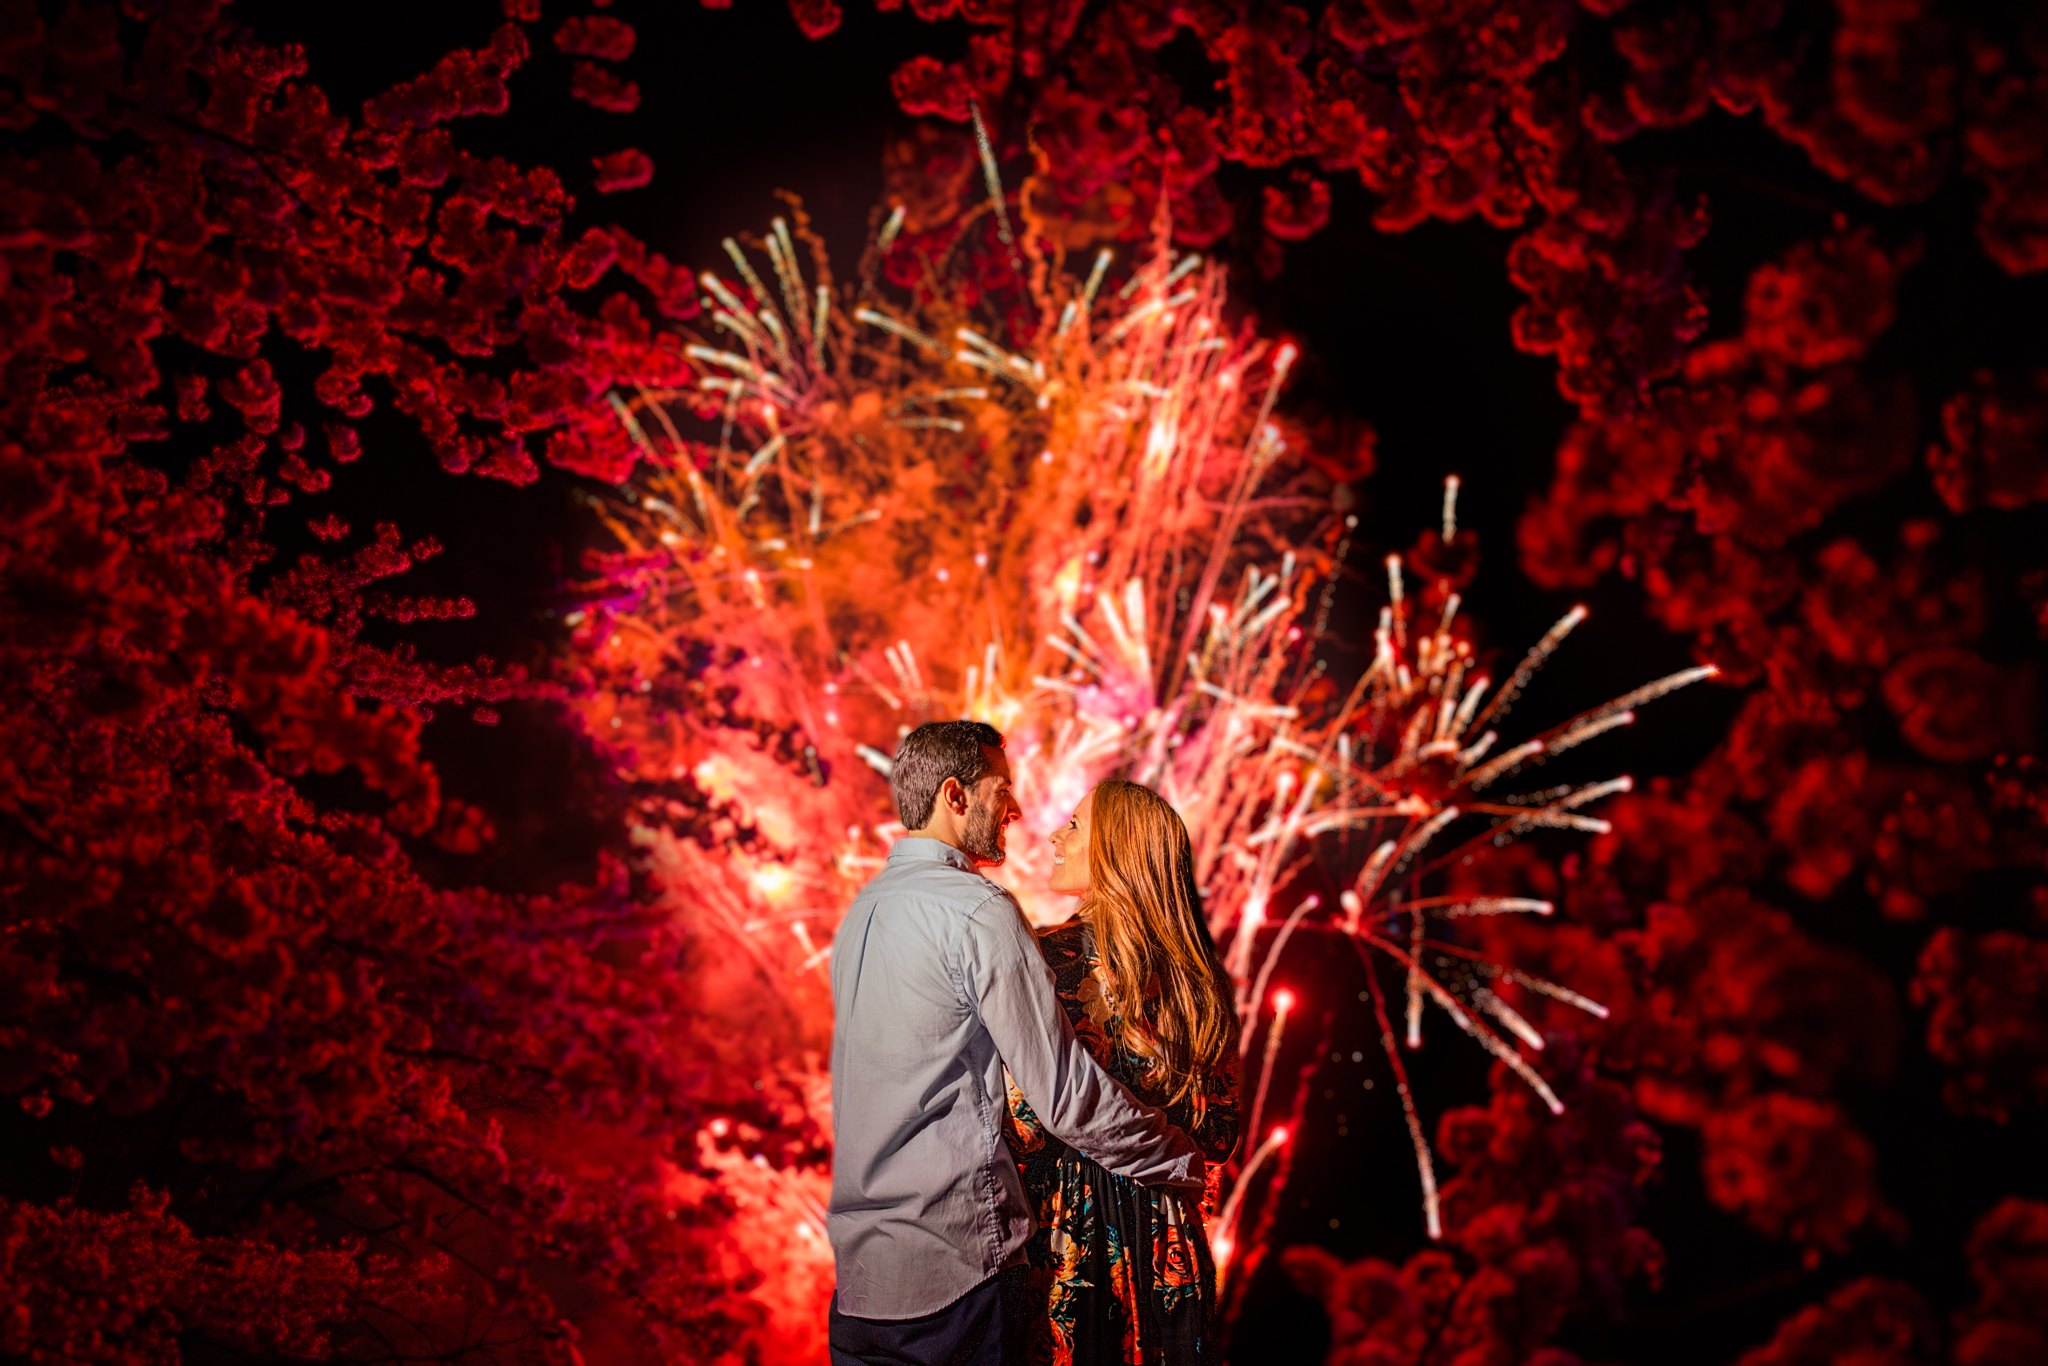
top-left (828, 1266), bottom-right (1032, 1366)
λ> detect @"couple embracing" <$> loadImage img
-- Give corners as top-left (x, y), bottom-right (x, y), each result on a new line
top-left (829, 721), bottom-right (1240, 1366)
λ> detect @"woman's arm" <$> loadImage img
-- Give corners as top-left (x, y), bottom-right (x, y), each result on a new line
top-left (968, 895), bottom-right (1204, 1190)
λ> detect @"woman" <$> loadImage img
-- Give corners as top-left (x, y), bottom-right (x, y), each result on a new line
top-left (1005, 780), bottom-right (1241, 1366)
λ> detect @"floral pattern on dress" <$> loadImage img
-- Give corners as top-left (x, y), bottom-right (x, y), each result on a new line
top-left (1003, 921), bottom-right (1240, 1366)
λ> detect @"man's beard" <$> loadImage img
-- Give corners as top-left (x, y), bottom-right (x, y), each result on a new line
top-left (960, 798), bottom-right (1007, 865)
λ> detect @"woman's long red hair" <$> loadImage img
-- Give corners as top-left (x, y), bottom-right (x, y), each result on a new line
top-left (1081, 780), bottom-right (1239, 1119)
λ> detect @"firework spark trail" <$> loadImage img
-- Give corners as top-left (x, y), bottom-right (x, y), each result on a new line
top-left (575, 202), bottom-right (1710, 1348)
top-left (1359, 929), bottom-right (1566, 1115)
top-left (1244, 896), bottom-right (1321, 1043)
top-left (1243, 989), bottom-right (1294, 1163)
top-left (1357, 938), bottom-right (1441, 1240)
top-left (1212, 1122), bottom-right (1290, 1287)
top-left (1417, 937), bottom-right (1613, 1021)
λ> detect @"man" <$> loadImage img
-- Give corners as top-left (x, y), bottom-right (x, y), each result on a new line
top-left (828, 720), bottom-right (1204, 1366)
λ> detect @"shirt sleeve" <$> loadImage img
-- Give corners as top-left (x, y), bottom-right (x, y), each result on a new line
top-left (962, 891), bottom-right (1204, 1190)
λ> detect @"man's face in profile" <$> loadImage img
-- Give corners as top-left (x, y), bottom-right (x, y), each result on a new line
top-left (960, 746), bottom-right (1022, 866)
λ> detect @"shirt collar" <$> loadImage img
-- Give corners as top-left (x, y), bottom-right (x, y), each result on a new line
top-left (888, 836), bottom-right (977, 872)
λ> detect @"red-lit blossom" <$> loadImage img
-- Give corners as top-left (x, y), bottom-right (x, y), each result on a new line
top-left (569, 62), bottom-right (642, 114)
top-left (0, 3), bottom-right (767, 1361)
top-left (817, 0), bottom-right (2046, 418)
top-left (555, 15), bottom-right (637, 61)
top-left (1703, 1094), bottom-right (1900, 1255)
top-left (1511, 100), bottom-right (2047, 1330)
top-left (1913, 930), bottom-right (2048, 1122)
top-left (1929, 368), bottom-right (2048, 513)
top-left (594, 148), bottom-right (656, 194)
top-left (1954, 1197), bottom-right (2048, 1364)
top-left (1732, 1277), bottom-right (1937, 1366)
top-left (0, 1188), bottom-right (424, 1366)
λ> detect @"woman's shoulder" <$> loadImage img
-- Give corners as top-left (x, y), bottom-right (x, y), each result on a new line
top-left (1034, 919), bottom-right (1105, 1023)
top-left (1034, 917), bottom-right (1092, 963)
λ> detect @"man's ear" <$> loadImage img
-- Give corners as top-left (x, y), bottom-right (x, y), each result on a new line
top-left (939, 776), bottom-right (967, 814)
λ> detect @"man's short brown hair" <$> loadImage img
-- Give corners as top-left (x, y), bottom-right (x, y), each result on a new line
top-left (892, 721), bottom-right (1005, 829)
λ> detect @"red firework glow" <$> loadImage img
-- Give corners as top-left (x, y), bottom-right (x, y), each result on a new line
top-left (4, 5), bottom-right (2047, 1366)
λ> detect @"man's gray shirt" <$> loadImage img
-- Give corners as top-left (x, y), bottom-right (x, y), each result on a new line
top-left (828, 837), bottom-right (1202, 1320)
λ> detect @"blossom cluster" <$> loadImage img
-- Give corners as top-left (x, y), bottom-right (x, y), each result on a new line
top-left (0, 4), bottom-right (753, 1362)
top-left (1505, 214), bottom-right (2048, 1349)
top-left (830, 0), bottom-right (2046, 419)
top-left (1726, 1197), bottom-right (2048, 1366)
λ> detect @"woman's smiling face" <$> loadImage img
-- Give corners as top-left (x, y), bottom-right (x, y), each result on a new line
top-left (1048, 788), bottom-right (1094, 896)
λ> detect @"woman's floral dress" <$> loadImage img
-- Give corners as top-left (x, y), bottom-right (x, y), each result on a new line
top-left (1004, 921), bottom-right (1240, 1366)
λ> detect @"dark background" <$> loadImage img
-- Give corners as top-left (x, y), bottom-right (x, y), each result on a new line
top-left (230, 2), bottom-right (2047, 1361)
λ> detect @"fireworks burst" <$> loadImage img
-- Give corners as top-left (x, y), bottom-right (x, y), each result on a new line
top-left (569, 190), bottom-right (1710, 1352)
